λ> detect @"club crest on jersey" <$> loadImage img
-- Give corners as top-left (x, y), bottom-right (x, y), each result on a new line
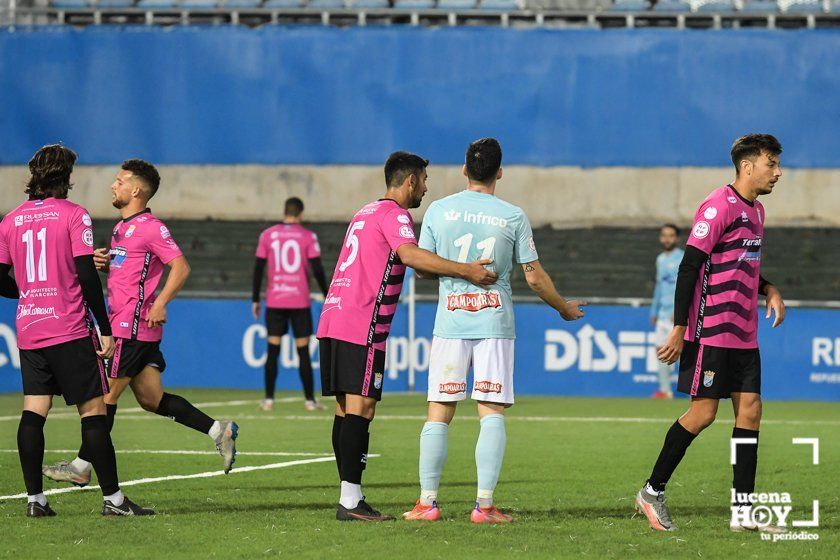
top-left (374, 372), bottom-right (383, 390)
top-left (446, 291), bottom-right (502, 312)
top-left (399, 225), bottom-right (415, 239)
top-left (82, 229), bottom-right (94, 247)
top-left (439, 382), bottom-right (467, 395)
top-left (692, 221), bottom-right (710, 239)
top-left (474, 380), bottom-right (503, 394)
top-left (110, 247), bottom-right (128, 268)
top-left (703, 370), bottom-right (716, 388)
top-left (125, 225), bottom-right (136, 238)
top-left (444, 210), bottom-right (462, 221)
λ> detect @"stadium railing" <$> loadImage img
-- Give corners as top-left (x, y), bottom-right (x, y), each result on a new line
top-left (5, 0), bottom-right (840, 28)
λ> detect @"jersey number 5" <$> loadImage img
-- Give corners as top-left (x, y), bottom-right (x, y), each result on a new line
top-left (339, 221), bottom-right (365, 272)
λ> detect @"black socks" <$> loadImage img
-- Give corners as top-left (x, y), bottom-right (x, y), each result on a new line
top-left (78, 403), bottom-right (117, 463)
top-left (732, 427), bottom-right (759, 504)
top-left (647, 420), bottom-right (698, 492)
top-left (297, 345), bottom-right (315, 401)
top-left (156, 392), bottom-right (214, 434)
top-left (264, 343), bottom-right (281, 399)
top-left (339, 414), bottom-right (370, 484)
top-left (81, 414), bottom-right (120, 496)
top-left (332, 415), bottom-right (343, 479)
top-left (17, 411), bottom-right (46, 496)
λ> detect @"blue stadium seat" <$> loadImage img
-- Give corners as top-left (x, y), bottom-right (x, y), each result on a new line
top-left (784, 0), bottom-right (824, 12)
top-left (225, 0), bottom-right (264, 7)
top-left (651, 0), bottom-right (690, 10)
top-left (609, 0), bottom-right (649, 11)
top-left (308, 0), bottom-right (346, 7)
top-left (51, 0), bottom-right (90, 8)
top-left (95, 0), bottom-right (135, 7)
top-left (479, 0), bottom-right (521, 9)
top-left (394, 0), bottom-right (435, 6)
top-left (437, 0), bottom-right (477, 8)
top-left (137, 0), bottom-right (177, 8)
top-left (264, 0), bottom-right (306, 7)
top-left (178, 0), bottom-right (220, 6)
top-left (695, 0), bottom-right (735, 11)
top-left (740, 0), bottom-right (779, 11)
top-left (349, 0), bottom-right (390, 8)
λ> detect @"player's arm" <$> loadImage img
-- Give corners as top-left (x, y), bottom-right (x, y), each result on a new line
top-left (146, 256), bottom-right (190, 328)
top-left (74, 255), bottom-right (114, 358)
top-left (650, 269), bottom-right (661, 327)
top-left (657, 245), bottom-right (707, 365)
top-left (309, 257), bottom-right (329, 298)
top-left (396, 243), bottom-right (497, 287)
top-left (0, 263), bottom-right (18, 299)
top-left (93, 247), bottom-right (110, 273)
top-left (522, 260), bottom-right (586, 321)
top-left (759, 274), bottom-right (785, 328)
top-left (252, 257), bottom-right (267, 320)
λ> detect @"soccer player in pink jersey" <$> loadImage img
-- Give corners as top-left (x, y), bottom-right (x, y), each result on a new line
top-left (43, 160), bottom-right (239, 488)
top-left (635, 135), bottom-right (787, 533)
top-left (252, 197), bottom-right (329, 412)
top-left (318, 151), bottom-right (498, 522)
top-left (0, 145), bottom-right (152, 516)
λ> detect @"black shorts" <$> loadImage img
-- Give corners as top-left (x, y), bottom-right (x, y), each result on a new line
top-left (19, 335), bottom-right (108, 406)
top-left (110, 338), bottom-right (167, 379)
top-left (319, 337), bottom-right (386, 401)
top-left (677, 341), bottom-right (761, 399)
top-left (266, 307), bottom-right (313, 338)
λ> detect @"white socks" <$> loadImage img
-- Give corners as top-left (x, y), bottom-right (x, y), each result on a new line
top-left (420, 490), bottom-right (438, 507)
top-left (644, 483), bottom-right (661, 497)
top-left (208, 420), bottom-right (223, 441)
top-left (339, 481), bottom-right (363, 509)
top-left (28, 493), bottom-right (47, 506)
top-left (477, 489), bottom-right (494, 509)
top-left (104, 489), bottom-right (125, 506)
top-left (71, 457), bottom-right (92, 473)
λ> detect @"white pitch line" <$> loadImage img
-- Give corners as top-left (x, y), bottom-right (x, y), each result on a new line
top-left (0, 455), bottom-right (343, 501)
top-left (0, 449), bottom-right (333, 457)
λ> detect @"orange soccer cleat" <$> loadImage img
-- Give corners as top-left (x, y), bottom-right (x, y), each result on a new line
top-left (402, 500), bottom-right (441, 521)
top-left (470, 503), bottom-right (513, 524)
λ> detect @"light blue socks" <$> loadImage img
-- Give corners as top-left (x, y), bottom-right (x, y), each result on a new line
top-left (475, 413), bottom-right (506, 508)
top-left (418, 421), bottom-right (449, 506)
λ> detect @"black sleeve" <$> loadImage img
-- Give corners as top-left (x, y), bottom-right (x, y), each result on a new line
top-left (673, 245), bottom-right (709, 327)
top-left (252, 257), bottom-right (266, 303)
top-left (758, 274), bottom-right (772, 296)
top-left (74, 255), bottom-right (112, 336)
top-left (309, 257), bottom-right (329, 297)
top-left (0, 263), bottom-right (18, 299)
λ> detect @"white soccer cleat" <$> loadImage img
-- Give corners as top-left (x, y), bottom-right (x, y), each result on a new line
top-left (304, 400), bottom-right (324, 411)
top-left (259, 399), bottom-right (274, 412)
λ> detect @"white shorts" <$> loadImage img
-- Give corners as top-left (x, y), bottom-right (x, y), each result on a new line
top-left (654, 318), bottom-right (674, 348)
top-left (427, 337), bottom-right (515, 405)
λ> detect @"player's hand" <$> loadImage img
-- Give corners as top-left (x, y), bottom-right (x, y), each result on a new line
top-left (252, 301), bottom-right (261, 320)
top-left (93, 247), bottom-right (110, 272)
top-left (765, 286), bottom-right (786, 328)
top-left (97, 335), bottom-right (115, 359)
top-left (560, 300), bottom-right (587, 321)
top-left (657, 326), bottom-right (686, 365)
top-left (146, 302), bottom-right (167, 328)
top-left (464, 259), bottom-right (498, 287)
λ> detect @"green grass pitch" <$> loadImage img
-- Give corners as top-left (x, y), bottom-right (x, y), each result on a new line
top-left (0, 390), bottom-right (836, 559)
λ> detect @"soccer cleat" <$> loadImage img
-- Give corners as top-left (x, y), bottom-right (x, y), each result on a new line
top-left (102, 496), bottom-right (155, 516)
top-left (470, 503), bottom-right (513, 524)
top-left (651, 390), bottom-right (673, 400)
top-left (304, 400), bottom-right (324, 412)
top-left (402, 500), bottom-right (441, 521)
top-left (336, 499), bottom-right (394, 522)
top-left (259, 399), bottom-right (274, 412)
top-left (214, 420), bottom-right (239, 474)
top-left (729, 505), bottom-right (788, 533)
top-left (635, 487), bottom-right (677, 531)
top-left (42, 460), bottom-right (91, 487)
top-left (26, 501), bottom-right (57, 517)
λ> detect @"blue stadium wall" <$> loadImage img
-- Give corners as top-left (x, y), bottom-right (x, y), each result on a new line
top-left (1, 27), bottom-right (839, 167)
top-left (0, 300), bottom-right (839, 401)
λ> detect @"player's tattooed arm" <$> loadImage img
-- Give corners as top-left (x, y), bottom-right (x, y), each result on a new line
top-left (522, 260), bottom-right (585, 321)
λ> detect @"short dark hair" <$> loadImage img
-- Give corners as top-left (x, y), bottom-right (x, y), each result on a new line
top-left (661, 223), bottom-right (680, 236)
top-left (285, 197), bottom-right (304, 217)
top-left (25, 144), bottom-right (77, 200)
top-left (465, 137), bottom-right (502, 184)
top-left (731, 134), bottom-right (782, 175)
top-left (122, 159), bottom-right (161, 199)
top-left (384, 151), bottom-right (429, 189)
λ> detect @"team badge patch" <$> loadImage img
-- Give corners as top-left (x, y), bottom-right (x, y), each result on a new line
top-left (692, 221), bottom-right (710, 239)
top-left (703, 206), bottom-right (717, 220)
top-left (125, 225), bottom-right (136, 238)
top-left (82, 229), bottom-right (94, 247)
top-left (374, 372), bottom-right (383, 390)
top-left (703, 370), bottom-right (715, 388)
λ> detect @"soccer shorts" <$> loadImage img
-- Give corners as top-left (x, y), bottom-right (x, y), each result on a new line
top-left (319, 337), bottom-right (386, 401)
top-left (19, 334), bottom-right (108, 406)
top-left (427, 337), bottom-right (515, 405)
top-left (109, 338), bottom-right (167, 379)
top-left (266, 307), bottom-right (313, 339)
top-left (677, 341), bottom-right (761, 399)
top-left (654, 318), bottom-right (674, 348)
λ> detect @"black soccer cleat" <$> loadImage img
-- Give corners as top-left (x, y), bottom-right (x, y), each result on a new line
top-left (336, 499), bottom-right (394, 522)
top-left (26, 501), bottom-right (57, 518)
top-left (102, 496), bottom-right (155, 517)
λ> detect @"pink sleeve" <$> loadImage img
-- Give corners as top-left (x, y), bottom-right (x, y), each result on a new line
top-left (380, 208), bottom-right (417, 252)
top-left (0, 220), bottom-right (10, 265)
top-left (686, 197), bottom-right (727, 255)
top-left (255, 231), bottom-right (268, 259)
top-left (307, 233), bottom-right (321, 259)
top-left (148, 222), bottom-right (183, 265)
top-left (69, 207), bottom-right (95, 258)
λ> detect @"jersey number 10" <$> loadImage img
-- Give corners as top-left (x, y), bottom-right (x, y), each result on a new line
top-left (270, 238), bottom-right (302, 274)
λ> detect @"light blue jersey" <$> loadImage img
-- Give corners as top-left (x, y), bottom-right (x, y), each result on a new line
top-left (650, 248), bottom-right (684, 322)
top-left (419, 190), bottom-right (538, 339)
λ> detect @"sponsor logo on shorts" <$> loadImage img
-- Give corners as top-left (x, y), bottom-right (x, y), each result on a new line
top-left (703, 369), bottom-right (716, 387)
top-left (374, 372), bottom-right (383, 390)
top-left (446, 291), bottom-right (502, 312)
top-left (474, 380), bottom-right (503, 394)
top-left (439, 382), bottom-right (467, 395)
